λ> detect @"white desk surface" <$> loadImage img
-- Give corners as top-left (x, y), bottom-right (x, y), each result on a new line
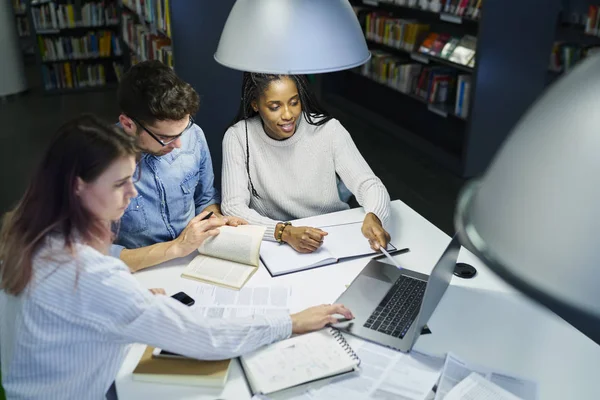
top-left (115, 200), bottom-right (600, 400)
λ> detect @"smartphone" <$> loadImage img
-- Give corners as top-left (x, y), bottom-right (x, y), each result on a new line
top-left (152, 347), bottom-right (186, 359)
top-left (171, 291), bottom-right (195, 306)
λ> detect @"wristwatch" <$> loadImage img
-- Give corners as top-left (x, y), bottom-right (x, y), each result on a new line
top-left (276, 222), bottom-right (292, 243)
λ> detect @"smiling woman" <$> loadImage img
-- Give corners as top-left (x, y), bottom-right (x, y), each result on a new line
top-left (222, 73), bottom-right (393, 254)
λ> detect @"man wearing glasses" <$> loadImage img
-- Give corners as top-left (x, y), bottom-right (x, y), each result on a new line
top-left (113, 61), bottom-right (246, 272)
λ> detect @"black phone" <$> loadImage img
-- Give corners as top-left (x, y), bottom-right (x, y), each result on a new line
top-left (171, 291), bottom-right (195, 306)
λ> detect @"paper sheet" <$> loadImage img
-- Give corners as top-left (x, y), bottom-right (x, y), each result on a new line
top-left (320, 222), bottom-right (396, 260)
top-left (271, 340), bottom-right (444, 400)
top-left (444, 373), bottom-right (521, 400)
top-left (180, 282), bottom-right (291, 318)
top-left (435, 354), bottom-right (537, 400)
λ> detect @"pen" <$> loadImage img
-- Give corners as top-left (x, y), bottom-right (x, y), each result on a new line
top-left (201, 211), bottom-right (214, 221)
top-left (379, 247), bottom-right (403, 270)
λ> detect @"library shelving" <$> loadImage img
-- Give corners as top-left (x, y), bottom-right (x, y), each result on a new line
top-left (120, 0), bottom-right (173, 68)
top-left (12, 0), bottom-right (35, 58)
top-left (321, 0), bottom-right (563, 178)
top-left (28, 0), bottom-right (126, 94)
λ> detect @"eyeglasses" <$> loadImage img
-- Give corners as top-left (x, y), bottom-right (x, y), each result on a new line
top-left (131, 116), bottom-right (194, 147)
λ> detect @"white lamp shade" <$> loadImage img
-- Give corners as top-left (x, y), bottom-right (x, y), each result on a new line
top-left (214, 0), bottom-right (371, 74)
top-left (455, 53), bottom-right (600, 322)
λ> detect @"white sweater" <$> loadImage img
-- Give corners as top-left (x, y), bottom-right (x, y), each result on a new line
top-left (221, 115), bottom-right (391, 241)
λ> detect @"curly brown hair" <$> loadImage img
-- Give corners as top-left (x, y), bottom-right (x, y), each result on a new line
top-left (118, 61), bottom-right (200, 124)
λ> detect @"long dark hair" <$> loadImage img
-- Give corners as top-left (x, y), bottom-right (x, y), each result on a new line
top-left (231, 73), bottom-right (333, 198)
top-left (0, 115), bottom-right (138, 295)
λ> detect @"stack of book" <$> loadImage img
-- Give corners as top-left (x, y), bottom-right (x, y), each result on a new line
top-left (38, 31), bottom-right (122, 61)
top-left (419, 33), bottom-right (477, 67)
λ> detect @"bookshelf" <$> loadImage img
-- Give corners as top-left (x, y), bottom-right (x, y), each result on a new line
top-left (321, 0), bottom-right (563, 178)
top-left (12, 0), bottom-right (35, 59)
top-left (28, 0), bottom-right (126, 94)
top-left (120, 0), bottom-right (173, 68)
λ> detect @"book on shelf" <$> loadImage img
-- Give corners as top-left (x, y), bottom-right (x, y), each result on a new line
top-left (585, 5), bottom-right (600, 36)
top-left (181, 225), bottom-right (266, 290)
top-left (448, 35), bottom-right (477, 67)
top-left (362, 12), bottom-right (430, 52)
top-left (122, 13), bottom-right (173, 67)
top-left (31, 1), bottom-right (119, 31)
top-left (455, 74), bottom-right (472, 118)
top-left (133, 346), bottom-right (232, 388)
top-left (549, 42), bottom-right (598, 73)
top-left (38, 31), bottom-right (121, 61)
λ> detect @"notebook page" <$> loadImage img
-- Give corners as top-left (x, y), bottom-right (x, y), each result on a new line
top-left (242, 329), bottom-right (359, 394)
top-left (182, 255), bottom-right (255, 289)
top-left (320, 222), bottom-right (396, 260)
top-left (260, 242), bottom-right (337, 275)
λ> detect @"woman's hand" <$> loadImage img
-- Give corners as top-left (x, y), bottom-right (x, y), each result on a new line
top-left (290, 304), bottom-right (354, 334)
top-left (281, 225), bottom-right (328, 253)
top-left (361, 213), bottom-right (391, 251)
top-left (223, 215), bottom-right (248, 227)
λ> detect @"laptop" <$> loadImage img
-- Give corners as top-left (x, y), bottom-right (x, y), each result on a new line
top-left (332, 235), bottom-right (461, 352)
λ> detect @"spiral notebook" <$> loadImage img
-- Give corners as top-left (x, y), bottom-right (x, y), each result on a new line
top-left (239, 328), bottom-right (360, 395)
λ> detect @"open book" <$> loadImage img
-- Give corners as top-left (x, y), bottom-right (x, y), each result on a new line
top-left (240, 329), bottom-right (360, 395)
top-left (181, 225), bottom-right (266, 290)
top-left (260, 222), bottom-right (399, 276)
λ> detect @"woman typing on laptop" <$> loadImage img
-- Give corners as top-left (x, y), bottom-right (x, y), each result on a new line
top-left (0, 115), bottom-right (352, 400)
top-left (222, 73), bottom-right (392, 254)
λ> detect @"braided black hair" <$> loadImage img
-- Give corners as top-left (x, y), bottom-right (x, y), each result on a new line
top-left (231, 73), bottom-right (332, 198)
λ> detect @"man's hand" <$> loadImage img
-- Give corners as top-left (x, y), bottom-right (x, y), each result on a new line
top-left (173, 211), bottom-right (227, 257)
top-left (361, 213), bottom-right (391, 251)
top-left (290, 304), bottom-right (354, 334)
top-left (282, 226), bottom-right (328, 253)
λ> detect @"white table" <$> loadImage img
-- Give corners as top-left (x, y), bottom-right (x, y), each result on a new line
top-left (115, 200), bottom-right (600, 399)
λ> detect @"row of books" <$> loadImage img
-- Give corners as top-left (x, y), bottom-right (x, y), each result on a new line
top-left (16, 17), bottom-right (31, 37)
top-left (12, 0), bottom-right (26, 13)
top-left (122, 13), bottom-right (173, 67)
top-left (419, 33), bottom-right (476, 67)
top-left (360, 49), bottom-right (471, 117)
top-left (38, 31), bottom-right (122, 61)
top-left (41, 62), bottom-right (122, 90)
top-left (549, 42), bottom-right (600, 73)
top-left (122, 0), bottom-right (172, 37)
top-left (32, 1), bottom-right (119, 32)
top-left (373, 0), bottom-right (482, 19)
top-left (364, 13), bottom-right (430, 52)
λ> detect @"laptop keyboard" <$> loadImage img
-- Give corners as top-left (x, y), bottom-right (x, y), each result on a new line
top-left (363, 275), bottom-right (426, 339)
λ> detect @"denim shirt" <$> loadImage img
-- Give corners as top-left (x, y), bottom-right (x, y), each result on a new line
top-left (112, 124), bottom-right (220, 255)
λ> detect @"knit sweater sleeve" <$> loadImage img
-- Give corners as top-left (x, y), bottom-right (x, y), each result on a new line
top-left (330, 120), bottom-right (391, 227)
top-left (221, 126), bottom-right (280, 241)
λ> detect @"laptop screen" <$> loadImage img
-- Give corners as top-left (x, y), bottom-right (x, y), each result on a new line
top-left (410, 235), bottom-right (462, 345)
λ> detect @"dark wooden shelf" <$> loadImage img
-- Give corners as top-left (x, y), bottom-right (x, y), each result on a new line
top-left (44, 83), bottom-right (117, 95)
top-left (35, 24), bottom-right (119, 35)
top-left (41, 55), bottom-right (123, 63)
top-left (367, 40), bottom-right (474, 73)
top-left (350, 70), bottom-right (466, 121)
